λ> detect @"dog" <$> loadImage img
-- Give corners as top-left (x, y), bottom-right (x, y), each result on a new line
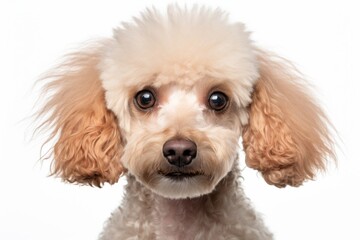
top-left (37, 5), bottom-right (335, 240)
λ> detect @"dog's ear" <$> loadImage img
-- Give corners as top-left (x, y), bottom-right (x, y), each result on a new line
top-left (37, 44), bottom-right (125, 187)
top-left (242, 51), bottom-right (335, 187)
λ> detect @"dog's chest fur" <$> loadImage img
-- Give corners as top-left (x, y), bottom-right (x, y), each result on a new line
top-left (100, 166), bottom-right (273, 240)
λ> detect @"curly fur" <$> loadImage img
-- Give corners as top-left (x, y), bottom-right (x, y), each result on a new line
top-left (37, 45), bottom-right (124, 186)
top-left (100, 167), bottom-right (272, 240)
top-left (36, 5), bottom-right (335, 240)
top-left (242, 51), bottom-right (335, 187)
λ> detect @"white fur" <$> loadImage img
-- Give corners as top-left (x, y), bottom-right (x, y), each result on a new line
top-left (158, 89), bottom-right (205, 128)
top-left (100, 5), bottom-right (258, 128)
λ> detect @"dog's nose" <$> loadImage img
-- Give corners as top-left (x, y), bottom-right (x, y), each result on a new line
top-left (163, 139), bottom-right (197, 167)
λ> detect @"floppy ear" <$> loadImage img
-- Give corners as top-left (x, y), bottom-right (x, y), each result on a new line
top-left (242, 51), bottom-right (335, 187)
top-left (37, 44), bottom-right (124, 187)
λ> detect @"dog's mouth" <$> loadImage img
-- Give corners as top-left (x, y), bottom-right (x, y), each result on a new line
top-left (158, 170), bottom-right (203, 180)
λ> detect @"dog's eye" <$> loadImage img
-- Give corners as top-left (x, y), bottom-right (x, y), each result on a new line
top-left (208, 92), bottom-right (228, 111)
top-left (135, 90), bottom-right (156, 110)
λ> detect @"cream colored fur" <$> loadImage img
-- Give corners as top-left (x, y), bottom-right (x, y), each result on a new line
top-left (37, 5), bottom-right (334, 240)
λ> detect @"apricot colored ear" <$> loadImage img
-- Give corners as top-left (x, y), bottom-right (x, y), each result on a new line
top-left (242, 51), bottom-right (335, 187)
top-left (38, 45), bottom-right (124, 187)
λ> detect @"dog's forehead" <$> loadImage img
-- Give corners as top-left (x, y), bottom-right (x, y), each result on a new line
top-left (152, 66), bottom-right (206, 88)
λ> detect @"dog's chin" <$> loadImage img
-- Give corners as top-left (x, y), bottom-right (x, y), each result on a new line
top-left (139, 173), bottom-right (218, 199)
top-left (155, 175), bottom-right (216, 199)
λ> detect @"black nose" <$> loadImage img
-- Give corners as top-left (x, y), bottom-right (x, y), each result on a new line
top-left (163, 139), bottom-right (197, 167)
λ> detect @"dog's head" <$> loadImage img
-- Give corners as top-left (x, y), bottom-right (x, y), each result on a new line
top-left (38, 6), bottom-right (334, 199)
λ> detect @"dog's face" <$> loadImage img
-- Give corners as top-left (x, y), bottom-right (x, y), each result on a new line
top-left (107, 77), bottom-right (249, 199)
top-left (38, 6), bottom-right (334, 198)
top-left (98, 7), bottom-right (259, 198)
top-left (117, 81), bottom-right (241, 198)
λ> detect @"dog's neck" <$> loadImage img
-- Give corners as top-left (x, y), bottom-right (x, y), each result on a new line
top-left (153, 171), bottom-right (240, 238)
top-left (123, 166), bottom-right (245, 239)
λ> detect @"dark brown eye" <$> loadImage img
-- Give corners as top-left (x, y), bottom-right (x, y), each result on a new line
top-left (208, 91), bottom-right (228, 111)
top-left (135, 90), bottom-right (156, 110)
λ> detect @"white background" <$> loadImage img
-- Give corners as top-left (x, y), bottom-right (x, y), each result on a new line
top-left (1, 0), bottom-right (359, 239)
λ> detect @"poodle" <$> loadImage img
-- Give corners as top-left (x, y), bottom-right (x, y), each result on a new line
top-left (37, 5), bottom-right (335, 240)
